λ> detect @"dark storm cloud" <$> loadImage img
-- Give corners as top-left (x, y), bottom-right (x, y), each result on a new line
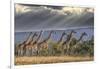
top-left (17, 3), bottom-right (63, 10)
top-left (15, 4), bottom-right (94, 32)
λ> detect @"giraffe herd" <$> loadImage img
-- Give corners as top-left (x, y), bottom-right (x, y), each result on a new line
top-left (15, 30), bottom-right (88, 56)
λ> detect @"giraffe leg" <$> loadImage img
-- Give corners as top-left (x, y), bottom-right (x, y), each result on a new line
top-left (31, 48), bottom-right (33, 56)
top-left (18, 49), bottom-right (21, 56)
top-left (23, 48), bottom-right (26, 56)
top-left (15, 49), bottom-right (18, 56)
top-left (20, 49), bottom-right (23, 56)
top-left (26, 48), bottom-right (29, 56)
top-left (28, 49), bottom-right (31, 56)
top-left (30, 48), bottom-right (32, 56)
top-left (28, 50), bottom-right (30, 56)
top-left (32, 48), bottom-right (36, 56)
top-left (27, 49), bottom-right (29, 56)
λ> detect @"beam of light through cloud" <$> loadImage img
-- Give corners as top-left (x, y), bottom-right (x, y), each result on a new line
top-left (15, 4), bottom-right (94, 32)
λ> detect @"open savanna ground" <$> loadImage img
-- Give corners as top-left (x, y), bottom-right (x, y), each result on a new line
top-left (15, 56), bottom-right (93, 65)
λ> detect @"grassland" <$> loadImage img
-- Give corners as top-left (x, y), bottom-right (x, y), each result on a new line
top-left (15, 56), bottom-right (93, 65)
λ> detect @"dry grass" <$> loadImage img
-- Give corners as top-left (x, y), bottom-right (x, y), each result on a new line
top-left (15, 56), bottom-right (93, 65)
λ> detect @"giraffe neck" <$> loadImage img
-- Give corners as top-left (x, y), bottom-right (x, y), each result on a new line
top-left (32, 31), bottom-right (42, 44)
top-left (43, 31), bottom-right (53, 43)
top-left (65, 31), bottom-right (73, 45)
top-left (73, 34), bottom-right (85, 48)
top-left (36, 31), bottom-right (42, 42)
top-left (25, 32), bottom-right (32, 44)
top-left (77, 34), bottom-right (84, 43)
top-left (57, 33), bottom-right (65, 44)
top-left (28, 33), bottom-right (37, 44)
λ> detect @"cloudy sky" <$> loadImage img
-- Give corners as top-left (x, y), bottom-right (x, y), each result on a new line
top-left (15, 3), bottom-right (94, 32)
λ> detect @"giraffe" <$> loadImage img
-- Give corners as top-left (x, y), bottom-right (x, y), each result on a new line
top-left (37, 30), bottom-right (54, 55)
top-left (28, 30), bottom-right (43, 56)
top-left (73, 32), bottom-right (87, 48)
top-left (26, 32), bottom-right (38, 45)
top-left (23, 32), bottom-right (38, 56)
top-left (20, 32), bottom-right (37, 56)
top-left (57, 31), bottom-right (66, 44)
top-left (15, 32), bottom-right (33, 56)
top-left (56, 31), bottom-right (67, 55)
top-left (70, 32), bottom-right (87, 55)
top-left (62, 30), bottom-right (76, 55)
top-left (15, 41), bottom-right (26, 56)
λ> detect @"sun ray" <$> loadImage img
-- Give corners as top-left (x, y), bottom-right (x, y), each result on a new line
top-left (15, 4), bottom-right (31, 13)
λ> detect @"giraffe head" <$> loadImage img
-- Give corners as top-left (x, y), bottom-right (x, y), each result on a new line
top-left (82, 32), bottom-right (87, 36)
top-left (71, 30), bottom-right (77, 34)
top-left (40, 30), bottom-right (43, 33)
top-left (33, 32), bottom-right (38, 37)
top-left (68, 30), bottom-right (77, 37)
top-left (49, 30), bottom-right (56, 35)
top-left (62, 31), bottom-right (67, 36)
top-left (78, 32), bottom-right (87, 41)
top-left (50, 30), bottom-right (55, 33)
